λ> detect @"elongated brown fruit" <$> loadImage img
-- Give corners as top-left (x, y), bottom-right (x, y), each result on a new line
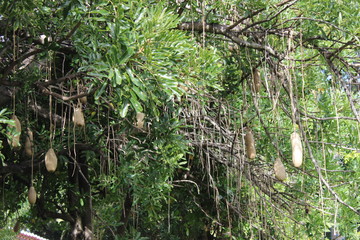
top-left (136, 112), bottom-right (145, 129)
top-left (73, 107), bottom-right (85, 127)
top-left (8, 115), bottom-right (21, 148)
top-left (291, 132), bottom-right (303, 167)
top-left (13, 220), bottom-right (20, 232)
top-left (274, 158), bottom-right (287, 181)
top-left (252, 69), bottom-right (261, 93)
top-left (28, 186), bottom-right (36, 205)
top-left (80, 96), bottom-right (87, 104)
top-left (25, 129), bottom-right (34, 157)
top-left (245, 129), bottom-right (256, 159)
top-left (45, 148), bottom-right (58, 172)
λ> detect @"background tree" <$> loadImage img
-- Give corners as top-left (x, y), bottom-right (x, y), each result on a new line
top-left (0, 0), bottom-right (359, 239)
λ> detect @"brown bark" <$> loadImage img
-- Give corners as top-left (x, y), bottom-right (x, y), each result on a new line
top-left (67, 148), bottom-right (94, 240)
top-left (78, 151), bottom-right (93, 239)
top-left (117, 190), bottom-right (133, 235)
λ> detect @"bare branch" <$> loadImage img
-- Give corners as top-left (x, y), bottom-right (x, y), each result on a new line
top-left (0, 48), bottom-right (44, 86)
top-left (29, 102), bottom-right (63, 124)
top-left (40, 71), bottom-right (86, 87)
top-left (308, 140), bottom-right (359, 152)
top-left (36, 83), bottom-right (95, 102)
top-left (177, 22), bottom-right (280, 57)
top-left (227, 8), bottom-right (265, 30)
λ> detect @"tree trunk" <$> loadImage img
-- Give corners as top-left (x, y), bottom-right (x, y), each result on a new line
top-left (117, 190), bottom-right (133, 236)
top-left (68, 148), bottom-right (93, 240)
top-left (79, 150), bottom-right (93, 240)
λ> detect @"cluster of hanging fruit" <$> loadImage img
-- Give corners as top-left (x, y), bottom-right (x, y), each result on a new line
top-left (25, 99), bottom-right (87, 205)
top-left (274, 131), bottom-right (303, 181)
top-left (5, 91), bottom-right (87, 206)
top-left (7, 108), bottom-right (85, 205)
top-left (248, 69), bottom-right (304, 181)
top-left (244, 126), bottom-right (303, 182)
top-left (27, 148), bottom-right (58, 205)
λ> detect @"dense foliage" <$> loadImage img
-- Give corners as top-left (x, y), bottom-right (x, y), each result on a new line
top-left (0, 0), bottom-right (359, 239)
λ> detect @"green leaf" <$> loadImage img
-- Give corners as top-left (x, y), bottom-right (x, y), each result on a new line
top-left (0, 119), bottom-right (13, 125)
top-left (90, 9), bottom-right (110, 16)
top-left (108, 68), bottom-right (114, 80)
top-left (126, 68), bottom-right (142, 87)
top-left (118, 43), bottom-right (134, 65)
top-left (0, 108), bottom-right (7, 116)
top-left (120, 101), bottom-right (130, 118)
top-left (132, 86), bottom-right (147, 101)
top-left (114, 68), bottom-right (122, 85)
top-left (95, 81), bottom-right (108, 101)
top-left (129, 90), bottom-right (143, 113)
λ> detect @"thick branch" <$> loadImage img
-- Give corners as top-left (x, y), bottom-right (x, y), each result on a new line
top-left (176, 22), bottom-right (280, 58)
top-left (36, 84), bottom-right (91, 102)
top-left (39, 208), bottom-right (75, 223)
top-left (29, 102), bottom-right (63, 124)
top-left (40, 72), bottom-right (86, 87)
top-left (0, 159), bottom-right (42, 175)
top-left (0, 48), bottom-right (43, 85)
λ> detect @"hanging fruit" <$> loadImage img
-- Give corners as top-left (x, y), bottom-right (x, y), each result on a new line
top-left (80, 96), bottom-right (87, 105)
top-left (13, 220), bottom-right (20, 233)
top-left (274, 158), bottom-right (287, 181)
top-left (179, 81), bottom-right (190, 92)
top-left (135, 112), bottom-right (145, 129)
top-left (45, 148), bottom-right (58, 172)
top-left (24, 128), bottom-right (34, 157)
top-left (28, 186), bottom-right (37, 205)
top-left (252, 68), bottom-right (261, 93)
top-left (73, 107), bottom-right (85, 127)
top-left (291, 132), bottom-right (303, 167)
top-left (7, 115), bottom-right (22, 148)
top-left (245, 128), bottom-right (256, 159)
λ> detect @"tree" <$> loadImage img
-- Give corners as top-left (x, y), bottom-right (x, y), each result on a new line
top-left (0, 0), bottom-right (359, 239)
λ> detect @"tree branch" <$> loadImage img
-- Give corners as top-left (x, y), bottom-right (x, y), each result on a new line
top-left (0, 48), bottom-right (44, 86)
top-left (176, 22), bottom-right (281, 58)
top-left (40, 72), bottom-right (86, 87)
top-left (36, 83), bottom-right (94, 102)
top-left (29, 102), bottom-right (63, 124)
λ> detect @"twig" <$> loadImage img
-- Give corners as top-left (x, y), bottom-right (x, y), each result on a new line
top-left (308, 140), bottom-right (359, 152)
